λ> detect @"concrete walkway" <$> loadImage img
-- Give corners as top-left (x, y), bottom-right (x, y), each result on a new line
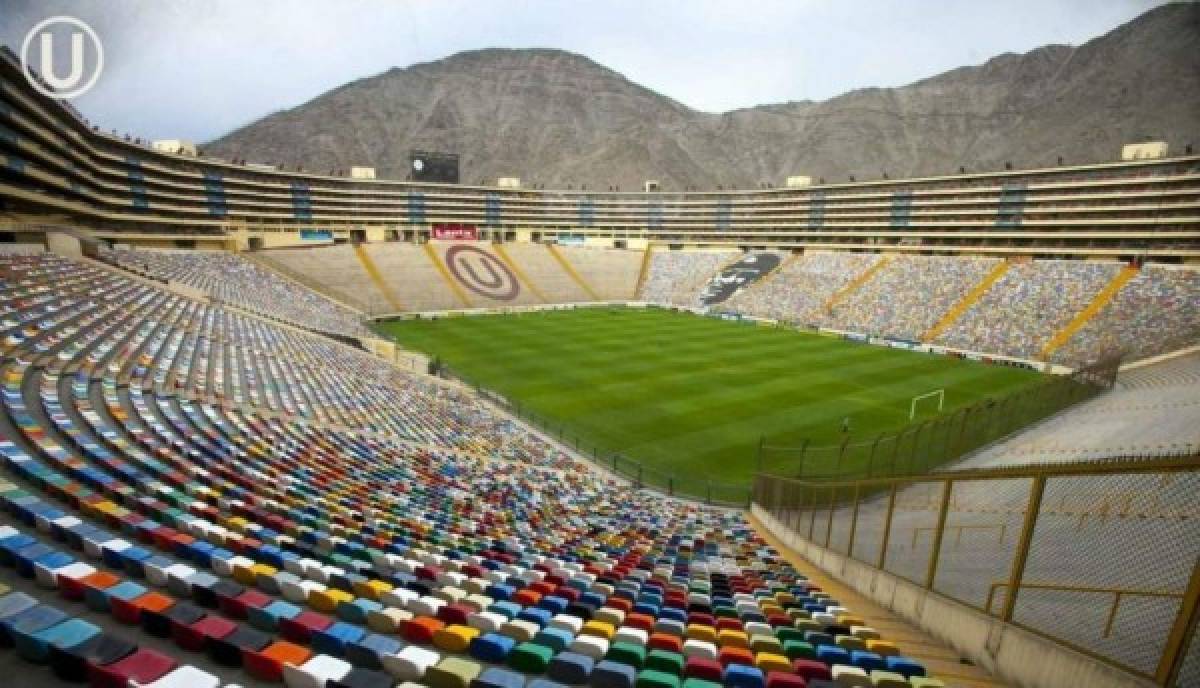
top-left (748, 512), bottom-right (1007, 688)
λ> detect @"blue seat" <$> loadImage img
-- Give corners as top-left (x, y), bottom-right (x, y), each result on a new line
top-left (14, 543), bottom-right (54, 577)
top-left (490, 601), bottom-right (522, 620)
top-left (470, 632), bottom-right (517, 663)
top-left (247, 599), bottom-right (301, 631)
top-left (518, 607), bottom-right (553, 628)
top-left (17, 618), bottom-right (101, 662)
top-left (117, 546), bottom-right (154, 575)
top-left (815, 645), bottom-right (850, 666)
top-left (885, 656), bottom-right (925, 677)
top-left (346, 633), bottom-right (403, 669)
top-left (0, 534), bottom-right (38, 565)
top-left (85, 580), bottom-right (146, 613)
top-left (0, 592), bottom-right (39, 621)
top-left (539, 596), bottom-right (569, 615)
top-left (339, 597), bottom-right (381, 625)
top-left (312, 621), bottom-right (366, 656)
top-left (472, 666), bottom-right (527, 688)
top-left (548, 651), bottom-right (595, 684)
top-left (850, 650), bottom-right (884, 672)
top-left (591, 659), bottom-right (637, 688)
top-left (723, 664), bottom-right (766, 688)
top-left (533, 627), bottom-right (574, 652)
top-left (1, 604), bottom-right (68, 647)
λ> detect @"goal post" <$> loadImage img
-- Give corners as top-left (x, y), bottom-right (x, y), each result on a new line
top-left (910, 389), bottom-right (945, 420)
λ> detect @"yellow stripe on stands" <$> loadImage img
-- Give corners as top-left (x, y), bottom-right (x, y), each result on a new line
top-left (822, 255), bottom-right (893, 313)
top-left (493, 243), bottom-right (547, 302)
top-left (635, 244), bottom-right (655, 298)
top-left (1040, 264), bottom-right (1140, 360)
top-left (422, 242), bottom-right (472, 307)
top-left (546, 243), bottom-right (600, 300)
top-left (922, 261), bottom-right (1011, 343)
top-left (352, 243), bottom-right (405, 312)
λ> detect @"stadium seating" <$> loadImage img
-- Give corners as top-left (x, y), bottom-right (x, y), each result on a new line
top-left (552, 246), bottom-right (642, 301)
top-left (935, 259), bottom-right (1122, 359)
top-left (102, 248), bottom-right (372, 339)
top-left (640, 251), bottom-right (739, 307)
top-left (255, 244), bottom-right (385, 314)
top-left (0, 251), bottom-right (943, 688)
top-left (1054, 264), bottom-right (1200, 365)
top-left (723, 253), bottom-right (879, 324)
top-left (820, 255), bottom-right (1000, 342)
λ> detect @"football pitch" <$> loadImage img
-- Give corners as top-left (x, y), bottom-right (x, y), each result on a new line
top-left (375, 307), bottom-right (1042, 486)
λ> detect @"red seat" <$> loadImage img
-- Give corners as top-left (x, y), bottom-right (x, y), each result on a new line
top-left (279, 610), bottom-right (332, 643)
top-left (685, 657), bottom-right (725, 682)
top-left (766, 670), bottom-right (808, 688)
top-left (437, 603), bottom-right (472, 625)
top-left (649, 633), bottom-right (683, 653)
top-left (221, 589), bottom-right (271, 619)
top-left (87, 647), bottom-right (177, 688)
top-left (719, 646), bottom-right (756, 668)
top-left (172, 615), bottom-right (237, 652)
top-left (791, 659), bottom-right (831, 682)
top-left (401, 616), bottom-right (445, 644)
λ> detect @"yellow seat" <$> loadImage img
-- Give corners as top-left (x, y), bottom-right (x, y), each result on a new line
top-left (434, 624), bottom-right (480, 653)
top-left (866, 639), bottom-right (900, 656)
top-left (355, 579), bottom-right (392, 600)
top-left (749, 635), bottom-right (783, 654)
top-left (310, 587), bottom-right (354, 613)
top-left (231, 561), bottom-right (258, 585)
top-left (580, 620), bottom-right (616, 640)
top-left (686, 624), bottom-right (718, 644)
top-left (755, 652), bottom-right (792, 673)
top-left (716, 629), bottom-right (749, 649)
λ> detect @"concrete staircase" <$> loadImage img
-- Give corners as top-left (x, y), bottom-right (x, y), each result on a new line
top-left (353, 242), bottom-right (406, 312)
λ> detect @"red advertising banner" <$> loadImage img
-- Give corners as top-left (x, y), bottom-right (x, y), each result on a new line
top-left (432, 224), bottom-right (478, 240)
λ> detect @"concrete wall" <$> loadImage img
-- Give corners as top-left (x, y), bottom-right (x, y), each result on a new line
top-left (750, 504), bottom-right (1159, 688)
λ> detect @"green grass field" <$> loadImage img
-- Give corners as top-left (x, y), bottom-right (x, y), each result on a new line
top-left (376, 307), bottom-right (1042, 486)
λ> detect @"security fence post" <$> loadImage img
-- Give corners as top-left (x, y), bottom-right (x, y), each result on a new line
top-left (868, 434), bottom-right (883, 477)
top-left (807, 486), bottom-right (819, 541)
top-left (1156, 555), bottom-right (1200, 686)
top-left (878, 481), bottom-right (898, 570)
top-left (824, 486), bottom-right (836, 547)
top-left (1001, 475), bottom-right (1046, 621)
top-left (925, 479), bottom-right (954, 589)
top-left (847, 483), bottom-right (861, 557)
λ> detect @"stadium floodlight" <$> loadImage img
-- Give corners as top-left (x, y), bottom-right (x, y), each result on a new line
top-left (910, 389), bottom-right (945, 420)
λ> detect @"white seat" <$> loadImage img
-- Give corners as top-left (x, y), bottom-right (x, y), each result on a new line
top-left (381, 645), bottom-right (440, 680)
top-left (283, 654), bottom-right (352, 688)
top-left (683, 638), bottom-right (718, 660)
top-left (569, 634), bottom-right (609, 660)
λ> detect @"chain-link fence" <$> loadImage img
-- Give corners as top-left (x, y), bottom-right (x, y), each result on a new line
top-left (760, 356), bottom-right (1121, 479)
top-left (752, 455), bottom-right (1200, 686)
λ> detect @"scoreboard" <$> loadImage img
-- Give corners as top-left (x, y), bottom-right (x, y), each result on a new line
top-left (410, 151), bottom-right (460, 184)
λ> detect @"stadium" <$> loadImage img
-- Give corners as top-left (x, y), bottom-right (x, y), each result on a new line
top-left (0, 2), bottom-right (1197, 688)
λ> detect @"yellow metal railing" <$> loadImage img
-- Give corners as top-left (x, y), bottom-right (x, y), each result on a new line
top-left (752, 453), bottom-right (1200, 686)
top-left (984, 581), bottom-right (1185, 638)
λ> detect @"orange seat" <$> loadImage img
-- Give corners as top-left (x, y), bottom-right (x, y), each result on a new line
top-left (244, 640), bottom-right (312, 682)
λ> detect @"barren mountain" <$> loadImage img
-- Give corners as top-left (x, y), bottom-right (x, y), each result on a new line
top-left (205, 3), bottom-right (1200, 189)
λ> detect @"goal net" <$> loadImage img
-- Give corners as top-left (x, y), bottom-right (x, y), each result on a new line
top-left (909, 389), bottom-right (945, 420)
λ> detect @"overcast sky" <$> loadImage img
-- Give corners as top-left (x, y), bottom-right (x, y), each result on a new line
top-left (0, 0), bottom-right (1172, 143)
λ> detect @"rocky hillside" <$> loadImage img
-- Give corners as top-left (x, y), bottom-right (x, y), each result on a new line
top-left (205, 3), bottom-right (1200, 189)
